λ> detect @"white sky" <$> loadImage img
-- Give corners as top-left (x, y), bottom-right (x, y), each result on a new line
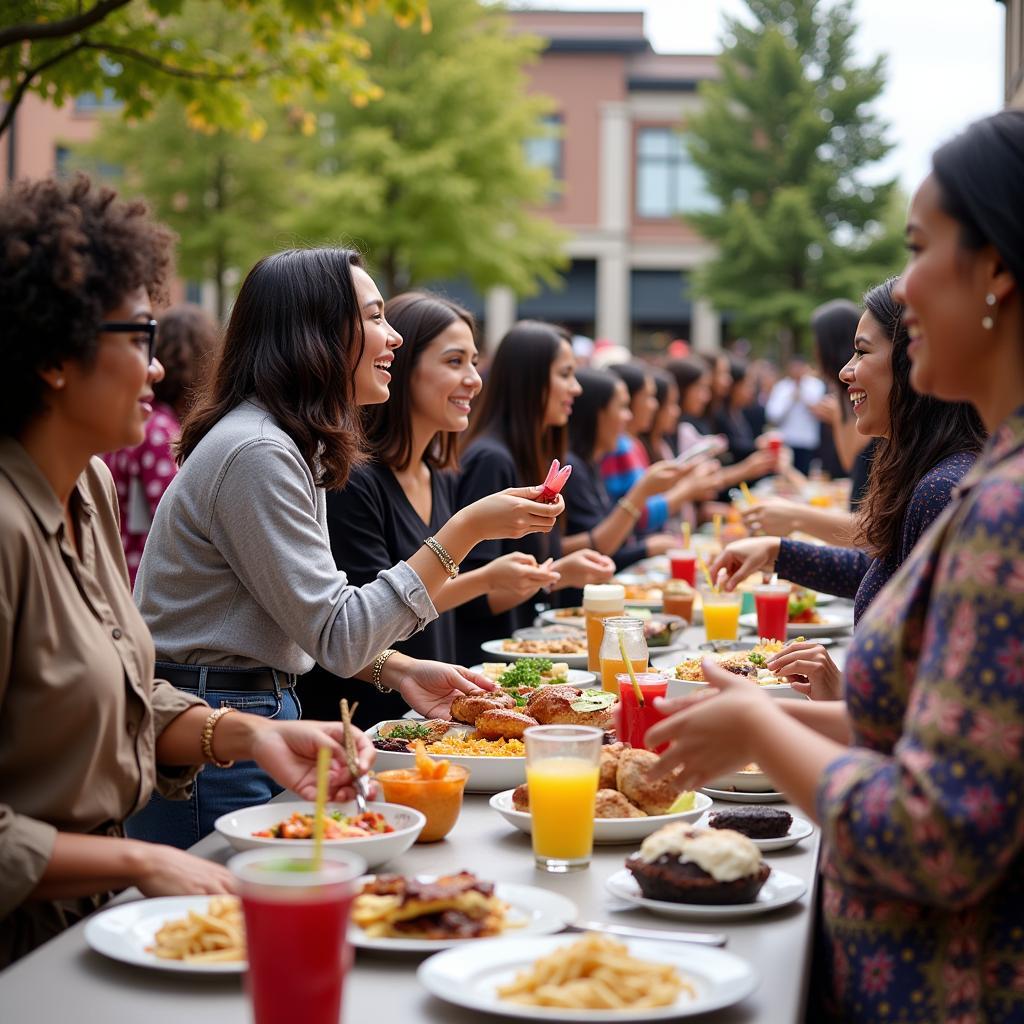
top-left (512, 0), bottom-right (1006, 192)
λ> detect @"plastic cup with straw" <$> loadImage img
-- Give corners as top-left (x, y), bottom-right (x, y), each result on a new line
top-left (618, 633), bottom-right (645, 708)
top-left (739, 481), bottom-right (754, 507)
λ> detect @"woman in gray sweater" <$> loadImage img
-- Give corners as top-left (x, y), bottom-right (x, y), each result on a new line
top-left (130, 248), bottom-right (563, 847)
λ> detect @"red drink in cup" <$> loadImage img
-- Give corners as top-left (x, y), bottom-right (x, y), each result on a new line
top-left (231, 848), bottom-right (366, 1024)
top-left (617, 673), bottom-right (669, 752)
top-left (668, 549), bottom-right (697, 587)
top-left (754, 583), bottom-right (790, 642)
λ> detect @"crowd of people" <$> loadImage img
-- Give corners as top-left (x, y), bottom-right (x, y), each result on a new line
top-left (1, 108), bottom-right (1022, 1021)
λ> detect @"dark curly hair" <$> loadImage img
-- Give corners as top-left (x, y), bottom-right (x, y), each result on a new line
top-left (153, 304), bottom-right (219, 414)
top-left (0, 173), bottom-right (175, 436)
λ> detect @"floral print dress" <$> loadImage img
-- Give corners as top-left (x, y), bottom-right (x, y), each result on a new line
top-left (816, 407), bottom-right (1024, 1022)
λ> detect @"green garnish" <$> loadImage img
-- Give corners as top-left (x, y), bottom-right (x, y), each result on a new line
top-left (497, 659), bottom-right (553, 690)
top-left (748, 652), bottom-right (768, 667)
top-left (569, 691), bottom-right (618, 713)
top-left (387, 722), bottom-right (433, 741)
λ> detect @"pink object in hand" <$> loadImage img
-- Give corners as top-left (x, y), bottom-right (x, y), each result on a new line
top-left (538, 458), bottom-right (573, 503)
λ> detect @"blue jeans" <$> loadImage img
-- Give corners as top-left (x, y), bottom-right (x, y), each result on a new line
top-left (127, 668), bottom-right (301, 851)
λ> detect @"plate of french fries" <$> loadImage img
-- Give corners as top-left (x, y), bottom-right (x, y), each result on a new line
top-left (84, 895), bottom-right (247, 973)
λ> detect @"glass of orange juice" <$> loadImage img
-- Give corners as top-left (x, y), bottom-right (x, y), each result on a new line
top-left (583, 583), bottom-right (625, 672)
top-left (524, 725), bottom-right (603, 872)
top-left (597, 616), bottom-right (648, 693)
top-left (701, 588), bottom-right (742, 642)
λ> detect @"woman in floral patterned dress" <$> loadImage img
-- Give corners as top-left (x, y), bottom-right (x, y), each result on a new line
top-left (644, 109), bottom-right (1024, 1022)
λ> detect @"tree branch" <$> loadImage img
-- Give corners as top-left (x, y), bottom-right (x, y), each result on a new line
top-left (86, 41), bottom-right (267, 83)
top-left (0, 40), bottom-right (87, 140)
top-left (0, 0), bottom-right (132, 50)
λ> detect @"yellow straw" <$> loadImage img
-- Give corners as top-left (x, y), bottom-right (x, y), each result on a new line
top-left (713, 513), bottom-right (722, 542)
top-left (311, 745), bottom-right (331, 871)
top-left (618, 633), bottom-right (644, 707)
top-left (697, 556), bottom-right (717, 592)
top-left (740, 481), bottom-right (753, 506)
top-left (682, 522), bottom-right (690, 548)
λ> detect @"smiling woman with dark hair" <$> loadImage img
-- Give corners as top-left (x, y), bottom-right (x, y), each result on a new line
top-left (454, 320), bottom-right (615, 664)
top-left (646, 109), bottom-right (1024, 1022)
top-left (129, 255), bottom-right (565, 848)
top-left (0, 175), bottom-right (378, 966)
top-left (298, 292), bottom-right (561, 728)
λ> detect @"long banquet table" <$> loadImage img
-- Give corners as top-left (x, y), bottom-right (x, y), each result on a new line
top-left (0, 607), bottom-right (854, 1023)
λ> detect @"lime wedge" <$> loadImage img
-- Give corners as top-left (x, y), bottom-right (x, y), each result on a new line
top-left (667, 791), bottom-right (696, 813)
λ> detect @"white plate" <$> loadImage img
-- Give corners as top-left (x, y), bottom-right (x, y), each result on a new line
top-left (605, 867), bottom-right (806, 920)
top-left (213, 801), bottom-right (424, 867)
top-left (705, 769), bottom-right (776, 793)
top-left (747, 816), bottom-right (814, 852)
top-left (701, 787), bottom-right (786, 804)
top-left (538, 607), bottom-right (585, 628)
top-left (651, 652), bottom-right (806, 702)
top-left (481, 638), bottom-right (588, 668)
top-left (489, 789), bottom-right (712, 845)
top-left (470, 665), bottom-right (598, 689)
top-left (85, 896), bottom-right (246, 973)
top-left (738, 612), bottom-right (852, 638)
top-left (417, 934), bottom-right (758, 1021)
top-left (367, 722), bottom-right (525, 793)
top-left (350, 881), bottom-right (577, 952)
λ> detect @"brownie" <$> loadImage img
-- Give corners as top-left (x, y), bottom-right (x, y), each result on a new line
top-left (626, 853), bottom-right (771, 905)
top-left (708, 806), bottom-right (792, 840)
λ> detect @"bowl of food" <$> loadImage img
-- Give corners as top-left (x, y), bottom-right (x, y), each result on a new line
top-left (376, 742), bottom-right (470, 842)
top-left (652, 641), bottom-right (808, 701)
top-left (214, 801), bottom-right (425, 867)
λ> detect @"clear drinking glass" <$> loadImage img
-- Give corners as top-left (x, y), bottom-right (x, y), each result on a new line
top-left (701, 588), bottom-right (743, 642)
top-left (524, 724), bottom-right (604, 873)
top-left (598, 615), bottom-right (649, 693)
top-left (230, 848), bottom-right (366, 1024)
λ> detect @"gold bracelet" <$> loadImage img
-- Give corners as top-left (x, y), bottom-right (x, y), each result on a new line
top-left (201, 706), bottom-right (237, 768)
top-left (371, 649), bottom-right (398, 692)
top-left (423, 535), bottom-right (459, 579)
top-left (617, 496), bottom-right (641, 520)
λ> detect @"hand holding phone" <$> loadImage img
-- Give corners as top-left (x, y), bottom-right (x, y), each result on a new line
top-left (676, 435), bottom-right (728, 465)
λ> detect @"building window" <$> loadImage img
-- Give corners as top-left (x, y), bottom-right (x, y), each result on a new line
top-left (525, 113), bottom-right (564, 183)
top-left (636, 127), bottom-right (715, 219)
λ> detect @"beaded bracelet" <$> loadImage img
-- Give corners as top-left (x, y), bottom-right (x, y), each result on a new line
top-left (371, 649), bottom-right (398, 692)
top-left (423, 535), bottom-right (459, 579)
top-left (201, 706), bottom-right (237, 768)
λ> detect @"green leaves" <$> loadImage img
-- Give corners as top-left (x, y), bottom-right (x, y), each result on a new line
top-left (686, 0), bottom-right (902, 350)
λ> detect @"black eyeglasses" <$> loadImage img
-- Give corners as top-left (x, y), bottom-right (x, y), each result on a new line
top-left (100, 319), bottom-right (158, 364)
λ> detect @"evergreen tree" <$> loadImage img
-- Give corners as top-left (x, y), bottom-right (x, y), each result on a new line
top-left (687, 0), bottom-right (903, 353)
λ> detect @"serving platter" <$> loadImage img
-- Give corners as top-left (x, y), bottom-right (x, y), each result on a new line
top-left (480, 639), bottom-right (588, 669)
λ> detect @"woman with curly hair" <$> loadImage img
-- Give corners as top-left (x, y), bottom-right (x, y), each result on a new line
top-left (0, 174), bottom-right (372, 966)
top-left (103, 303), bottom-right (218, 585)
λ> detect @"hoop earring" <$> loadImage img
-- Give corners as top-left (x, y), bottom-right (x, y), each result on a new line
top-left (982, 293), bottom-right (997, 331)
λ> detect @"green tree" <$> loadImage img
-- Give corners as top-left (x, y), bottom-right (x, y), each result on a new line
top-left (0, 0), bottom-right (428, 140)
top-left (286, 0), bottom-right (567, 297)
top-left (686, 0), bottom-right (903, 353)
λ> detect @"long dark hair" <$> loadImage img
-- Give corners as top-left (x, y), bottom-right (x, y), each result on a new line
top-left (362, 291), bottom-right (476, 472)
top-left (640, 368), bottom-right (674, 462)
top-left (855, 277), bottom-right (986, 561)
top-left (932, 109), bottom-right (1024, 294)
top-left (462, 320), bottom-right (568, 483)
top-left (569, 367), bottom-right (619, 463)
top-left (178, 248), bottom-right (366, 490)
top-left (811, 299), bottom-right (860, 423)
top-left (153, 304), bottom-right (219, 415)
top-left (666, 356), bottom-right (708, 414)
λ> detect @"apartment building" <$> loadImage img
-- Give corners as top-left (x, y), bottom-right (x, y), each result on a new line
top-left (479, 8), bottom-right (721, 351)
top-left (1, 8), bottom-right (721, 349)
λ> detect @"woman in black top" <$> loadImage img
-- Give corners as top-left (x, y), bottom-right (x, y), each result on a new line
top-left (564, 367), bottom-right (698, 572)
top-left (455, 322), bottom-right (615, 665)
top-left (298, 294), bottom-right (561, 727)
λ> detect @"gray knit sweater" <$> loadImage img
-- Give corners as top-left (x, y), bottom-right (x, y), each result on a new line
top-left (135, 401), bottom-right (437, 675)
